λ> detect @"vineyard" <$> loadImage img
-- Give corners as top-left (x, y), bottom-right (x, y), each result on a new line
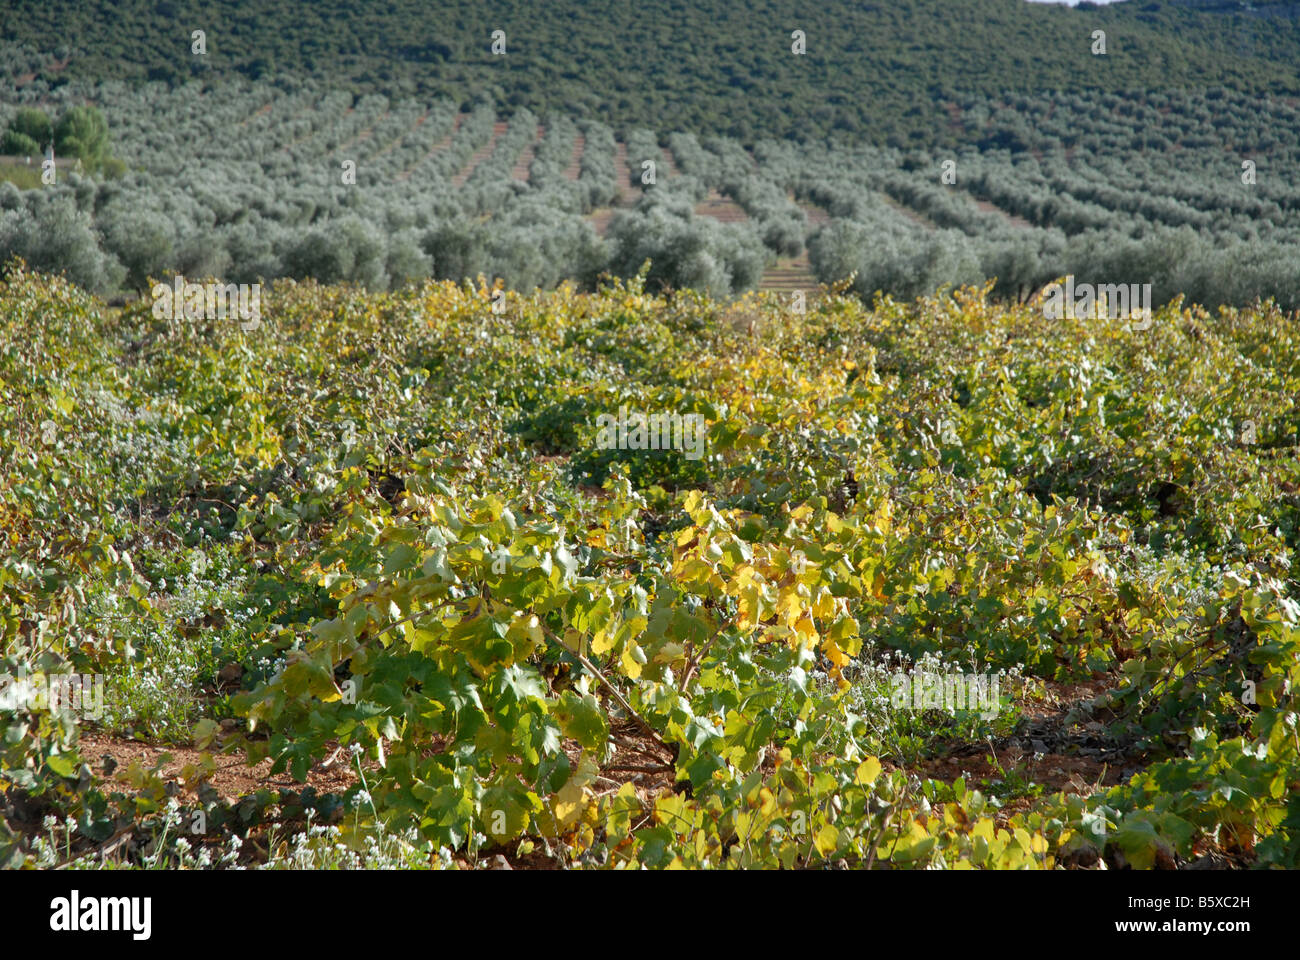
top-left (2, 266), bottom-right (1299, 869)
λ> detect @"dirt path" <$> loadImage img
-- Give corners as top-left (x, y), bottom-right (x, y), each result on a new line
top-left (759, 201), bottom-right (827, 294)
top-left (563, 132), bottom-right (585, 181)
top-left (511, 124), bottom-right (546, 183)
top-left (74, 731), bottom-right (357, 806)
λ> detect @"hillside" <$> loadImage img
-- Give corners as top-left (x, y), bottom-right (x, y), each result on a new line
top-left (4, 0), bottom-right (1300, 146)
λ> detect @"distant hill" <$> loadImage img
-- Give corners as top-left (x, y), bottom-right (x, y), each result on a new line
top-left (1170, 0), bottom-right (1300, 19)
top-left (4, 0), bottom-right (1300, 145)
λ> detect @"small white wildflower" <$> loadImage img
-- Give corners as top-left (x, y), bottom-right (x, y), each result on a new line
top-left (164, 798), bottom-right (184, 828)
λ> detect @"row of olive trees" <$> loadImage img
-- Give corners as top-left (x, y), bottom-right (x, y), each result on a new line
top-left (623, 128), bottom-right (662, 188)
top-left (0, 178), bottom-right (771, 299)
top-left (805, 190), bottom-right (1300, 312)
top-left (965, 88), bottom-right (1300, 165)
top-left (664, 132), bottom-right (724, 185)
top-left (528, 115), bottom-right (579, 191)
top-left (0, 189), bottom-right (125, 291)
top-left (577, 121), bottom-right (618, 212)
top-left (605, 179), bottom-right (769, 296)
